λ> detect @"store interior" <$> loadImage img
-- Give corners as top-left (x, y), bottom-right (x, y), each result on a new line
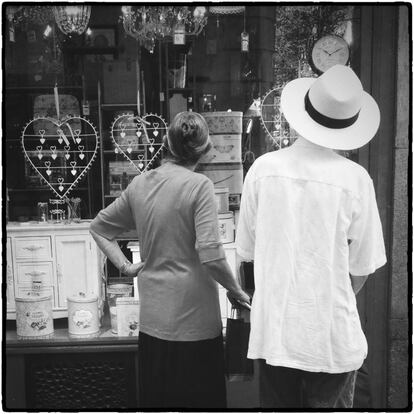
top-left (4, 4), bottom-right (408, 410)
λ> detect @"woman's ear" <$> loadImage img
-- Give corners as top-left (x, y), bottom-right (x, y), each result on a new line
top-left (162, 135), bottom-right (169, 148)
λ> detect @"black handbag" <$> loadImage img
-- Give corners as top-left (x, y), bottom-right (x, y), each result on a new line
top-left (225, 307), bottom-right (254, 381)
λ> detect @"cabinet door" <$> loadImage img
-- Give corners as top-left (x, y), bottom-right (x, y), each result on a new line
top-left (6, 237), bottom-right (15, 311)
top-left (55, 234), bottom-right (98, 308)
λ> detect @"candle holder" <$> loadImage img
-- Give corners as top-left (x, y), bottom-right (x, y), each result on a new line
top-left (49, 199), bottom-right (65, 222)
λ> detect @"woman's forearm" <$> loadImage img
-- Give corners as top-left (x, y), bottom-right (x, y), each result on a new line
top-left (203, 258), bottom-right (250, 306)
top-left (90, 229), bottom-right (130, 270)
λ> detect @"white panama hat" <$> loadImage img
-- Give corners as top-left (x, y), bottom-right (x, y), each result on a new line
top-left (280, 65), bottom-right (380, 150)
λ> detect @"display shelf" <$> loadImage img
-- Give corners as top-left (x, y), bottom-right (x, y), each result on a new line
top-left (100, 103), bottom-right (137, 110)
top-left (8, 187), bottom-right (88, 193)
top-left (5, 86), bottom-right (82, 91)
top-left (168, 87), bottom-right (193, 94)
top-left (62, 46), bottom-right (118, 56)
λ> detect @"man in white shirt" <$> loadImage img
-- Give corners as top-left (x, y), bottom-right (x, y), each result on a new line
top-left (236, 65), bottom-right (386, 408)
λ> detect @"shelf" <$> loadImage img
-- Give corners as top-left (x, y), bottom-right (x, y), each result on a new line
top-left (168, 88), bottom-right (193, 94)
top-left (100, 103), bottom-right (137, 110)
top-left (5, 86), bottom-right (82, 91)
top-left (9, 187), bottom-right (88, 193)
top-left (62, 46), bottom-right (118, 56)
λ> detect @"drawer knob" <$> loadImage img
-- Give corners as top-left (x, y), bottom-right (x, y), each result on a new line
top-left (23, 245), bottom-right (44, 252)
top-left (25, 271), bottom-right (46, 277)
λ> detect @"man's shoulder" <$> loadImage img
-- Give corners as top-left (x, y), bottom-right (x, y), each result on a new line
top-left (338, 156), bottom-right (372, 182)
top-left (253, 147), bottom-right (291, 169)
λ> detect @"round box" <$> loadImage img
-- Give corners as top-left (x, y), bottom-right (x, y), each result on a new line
top-left (201, 111), bottom-right (243, 134)
top-left (15, 294), bottom-right (54, 340)
top-left (67, 293), bottom-right (100, 338)
top-left (214, 187), bottom-right (229, 213)
top-left (218, 212), bottom-right (235, 244)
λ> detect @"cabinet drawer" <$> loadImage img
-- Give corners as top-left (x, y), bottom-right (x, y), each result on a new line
top-left (16, 262), bottom-right (54, 285)
top-left (16, 286), bottom-right (56, 306)
top-left (15, 237), bottom-right (52, 260)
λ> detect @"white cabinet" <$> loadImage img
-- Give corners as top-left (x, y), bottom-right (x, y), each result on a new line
top-left (6, 221), bottom-right (103, 319)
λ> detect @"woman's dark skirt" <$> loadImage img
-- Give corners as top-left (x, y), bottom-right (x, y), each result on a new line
top-left (138, 331), bottom-right (227, 409)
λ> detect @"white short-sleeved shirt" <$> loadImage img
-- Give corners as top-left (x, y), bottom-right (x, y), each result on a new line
top-left (236, 137), bottom-right (386, 373)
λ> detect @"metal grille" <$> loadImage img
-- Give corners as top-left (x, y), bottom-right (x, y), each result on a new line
top-left (26, 352), bottom-right (137, 409)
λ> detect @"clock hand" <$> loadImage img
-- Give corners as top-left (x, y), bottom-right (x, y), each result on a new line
top-left (317, 47), bottom-right (330, 55)
top-left (329, 48), bottom-right (343, 56)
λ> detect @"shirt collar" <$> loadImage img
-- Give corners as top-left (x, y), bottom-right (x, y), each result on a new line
top-left (292, 136), bottom-right (333, 152)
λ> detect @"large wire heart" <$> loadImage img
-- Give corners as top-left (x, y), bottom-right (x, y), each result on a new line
top-left (21, 116), bottom-right (99, 199)
top-left (110, 113), bottom-right (167, 173)
top-left (260, 87), bottom-right (297, 149)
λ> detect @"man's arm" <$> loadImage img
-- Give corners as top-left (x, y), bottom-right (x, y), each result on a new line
top-left (350, 275), bottom-right (368, 295)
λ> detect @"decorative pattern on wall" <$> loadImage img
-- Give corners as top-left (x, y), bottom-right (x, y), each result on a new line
top-left (110, 113), bottom-right (167, 173)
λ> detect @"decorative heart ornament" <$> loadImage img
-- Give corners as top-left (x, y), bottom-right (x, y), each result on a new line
top-left (110, 113), bottom-right (167, 173)
top-left (21, 115), bottom-right (99, 199)
top-left (260, 87), bottom-right (298, 149)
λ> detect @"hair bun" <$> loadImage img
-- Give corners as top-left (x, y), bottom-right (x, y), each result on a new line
top-left (181, 122), bottom-right (194, 139)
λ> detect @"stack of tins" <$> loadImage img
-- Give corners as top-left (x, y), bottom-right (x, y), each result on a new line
top-left (199, 111), bottom-right (243, 243)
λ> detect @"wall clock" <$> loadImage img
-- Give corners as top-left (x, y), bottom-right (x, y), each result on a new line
top-left (310, 34), bottom-right (350, 74)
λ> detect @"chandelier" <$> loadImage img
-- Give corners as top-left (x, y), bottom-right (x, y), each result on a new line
top-left (53, 5), bottom-right (91, 35)
top-left (121, 6), bottom-right (208, 53)
top-left (209, 6), bottom-right (245, 15)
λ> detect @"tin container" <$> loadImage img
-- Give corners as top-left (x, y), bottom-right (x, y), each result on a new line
top-left (201, 111), bottom-right (243, 134)
top-left (107, 284), bottom-right (133, 334)
top-left (214, 187), bottom-right (229, 213)
top-left (67, 293), bottom-right (100, 338)
top-left (218, 212), bottom-right (235, 244)
top-left (198, 163), bottom-right (243, 195)
top-left (199, 134), bottom-right (242, 164)
top-left (116, 297), bottom-right (140, 337)
top-left (15, 294), bottom-right (54, 339)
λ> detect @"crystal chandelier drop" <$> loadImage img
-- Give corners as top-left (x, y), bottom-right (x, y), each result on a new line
top-left (53, 5), bottom-right (91, 35)
top-left (121, 6), bottom-right (208, 53)
top-left (209, 6), bottom-right (245, 15)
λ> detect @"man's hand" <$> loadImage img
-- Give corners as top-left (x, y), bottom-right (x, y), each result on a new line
top-left (227, 289), bottom-right (251, 310)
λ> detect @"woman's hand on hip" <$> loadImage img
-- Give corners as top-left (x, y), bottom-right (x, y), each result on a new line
top-left (124, 261), bottom-right (144, 277)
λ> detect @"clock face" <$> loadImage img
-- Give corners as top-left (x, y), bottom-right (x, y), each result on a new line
top-left (310, 35), bottom-right (350, 74)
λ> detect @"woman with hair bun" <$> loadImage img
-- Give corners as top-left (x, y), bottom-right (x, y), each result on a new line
top-left (90, 111), bottom-right (250, 409)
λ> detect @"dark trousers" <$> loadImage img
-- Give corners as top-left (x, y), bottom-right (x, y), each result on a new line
top-left (138, 331), bottom-right (227, 409)
top-left (259, 360), bottom-right (357, 408)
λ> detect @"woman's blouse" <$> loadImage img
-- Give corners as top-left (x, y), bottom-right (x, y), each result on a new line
top-left (90, 162), bottom-right (225, 341)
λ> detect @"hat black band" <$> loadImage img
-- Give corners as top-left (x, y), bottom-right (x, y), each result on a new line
top-left (304, 91), bottom-right (360, 129)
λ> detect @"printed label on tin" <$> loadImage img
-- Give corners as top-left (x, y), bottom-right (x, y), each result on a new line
top-left (26, 310), bottom-right (50, 331)
top-left (219, 223), bottom-right (228, 239)
top-left (72, 309), bottom-right (93, 329)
